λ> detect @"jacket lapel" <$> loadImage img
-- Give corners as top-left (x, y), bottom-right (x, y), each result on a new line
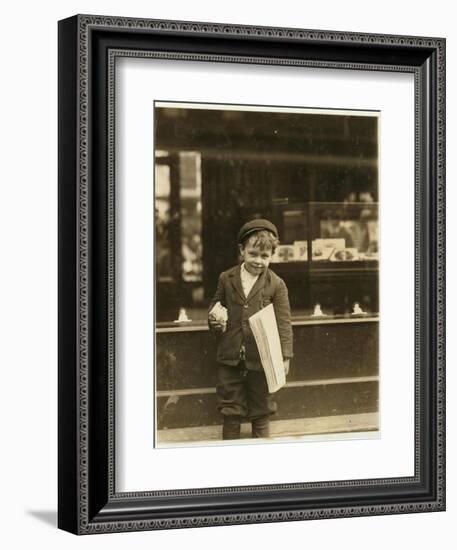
top-left (246, 268), bottom-right (268, 300)
top-left (229, 265), bottom-right (246, 302)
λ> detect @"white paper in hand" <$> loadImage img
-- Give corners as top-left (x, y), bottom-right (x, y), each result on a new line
top-left (248, 304), bottom-right (286, 393)
top-left (209, 301), bottom-right (228, 332)
top-left (209, 301), bottom-right (228, 322)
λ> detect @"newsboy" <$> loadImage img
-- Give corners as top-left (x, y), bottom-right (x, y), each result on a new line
top-left (208, 219), bottom-right (293, 440)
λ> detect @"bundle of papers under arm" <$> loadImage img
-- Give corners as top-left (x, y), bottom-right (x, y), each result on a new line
top-left (248, 303), bottom-right (286, 393)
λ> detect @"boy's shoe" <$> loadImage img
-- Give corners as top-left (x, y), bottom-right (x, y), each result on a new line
top-left (251, 416), bottom-right (270, 438)
top-left (222, 415), bottom-right (242, 440)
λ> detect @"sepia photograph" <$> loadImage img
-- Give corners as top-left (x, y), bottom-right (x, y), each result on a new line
top-left (154, 102), bottom-right (380, 447)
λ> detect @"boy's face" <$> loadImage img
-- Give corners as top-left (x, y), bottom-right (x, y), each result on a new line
top-left (239, 240), bottom-right (274, 276)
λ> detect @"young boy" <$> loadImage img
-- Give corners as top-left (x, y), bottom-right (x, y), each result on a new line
top-left (208, 219), bottom-right (293, 440)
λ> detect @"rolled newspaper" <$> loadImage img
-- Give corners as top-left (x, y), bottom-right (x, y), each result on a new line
top-left (209, 301), bottom-right (228, 331)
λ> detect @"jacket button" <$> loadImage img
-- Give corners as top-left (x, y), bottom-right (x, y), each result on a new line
top-left (243, 304), bottom-right (249, 309)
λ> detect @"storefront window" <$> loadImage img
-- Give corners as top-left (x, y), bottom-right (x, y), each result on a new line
top-left (155, 160), bottom-right (173, 282)
top-left (155, 103), bottom-right (379, 324)
top-left (179, 152), bottom-right (203, 282)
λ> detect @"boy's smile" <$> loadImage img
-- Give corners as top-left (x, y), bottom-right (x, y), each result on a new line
top-left (240, 244), bottom-right (273, 275)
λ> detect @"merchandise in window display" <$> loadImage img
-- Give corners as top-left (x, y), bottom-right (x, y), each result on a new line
top-left (351, 302), bottom-right (367, 316)
top-left (293, 241), bottom-right (308, 261)
top-left (311, 303), bottom-right (328, 317)
top-left (271, 244), bottom-right (296, 263)
top-left (320, 219), bottom-right (370, 252)
top-left (312, 238), bottom-right (345, 261)
top-left (329, 248), bottom-right (359, 262)
top-left (174, 308), bottom-right (192, 323)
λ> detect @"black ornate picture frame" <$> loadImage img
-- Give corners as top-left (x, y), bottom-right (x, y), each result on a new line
top-left (58, 14), bottom-right (445, 534)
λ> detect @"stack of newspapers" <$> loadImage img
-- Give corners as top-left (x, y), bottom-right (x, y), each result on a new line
top-left (248, 304), bottom-right (286, 393)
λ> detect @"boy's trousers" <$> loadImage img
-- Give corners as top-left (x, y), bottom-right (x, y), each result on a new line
top-left (216, 362), bottom-right (277, 420)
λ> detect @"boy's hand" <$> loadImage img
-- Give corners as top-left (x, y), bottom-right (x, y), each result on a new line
top-left (208, 318), bottom-right (226, 332)
top-left (283, 359), bottom-right (290, 376)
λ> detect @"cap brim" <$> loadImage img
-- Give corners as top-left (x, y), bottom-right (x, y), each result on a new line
top-left (239, 226), bottom-right (278, 242)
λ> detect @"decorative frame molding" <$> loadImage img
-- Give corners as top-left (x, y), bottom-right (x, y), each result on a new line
top-left (58, 14), bottom-right (445, 534)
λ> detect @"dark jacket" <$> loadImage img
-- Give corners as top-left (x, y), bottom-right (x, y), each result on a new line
top-left (209, 264), bottom-right (293, 366)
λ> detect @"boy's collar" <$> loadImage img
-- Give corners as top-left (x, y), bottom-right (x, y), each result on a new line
top-left (240, 262), bottom-right (260, 279)
top-left (228, 264), bottom-right (268, 301)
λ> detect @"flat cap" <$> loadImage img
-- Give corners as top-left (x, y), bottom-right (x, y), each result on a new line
top-left (237, 219), bottom-right (279, 244)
